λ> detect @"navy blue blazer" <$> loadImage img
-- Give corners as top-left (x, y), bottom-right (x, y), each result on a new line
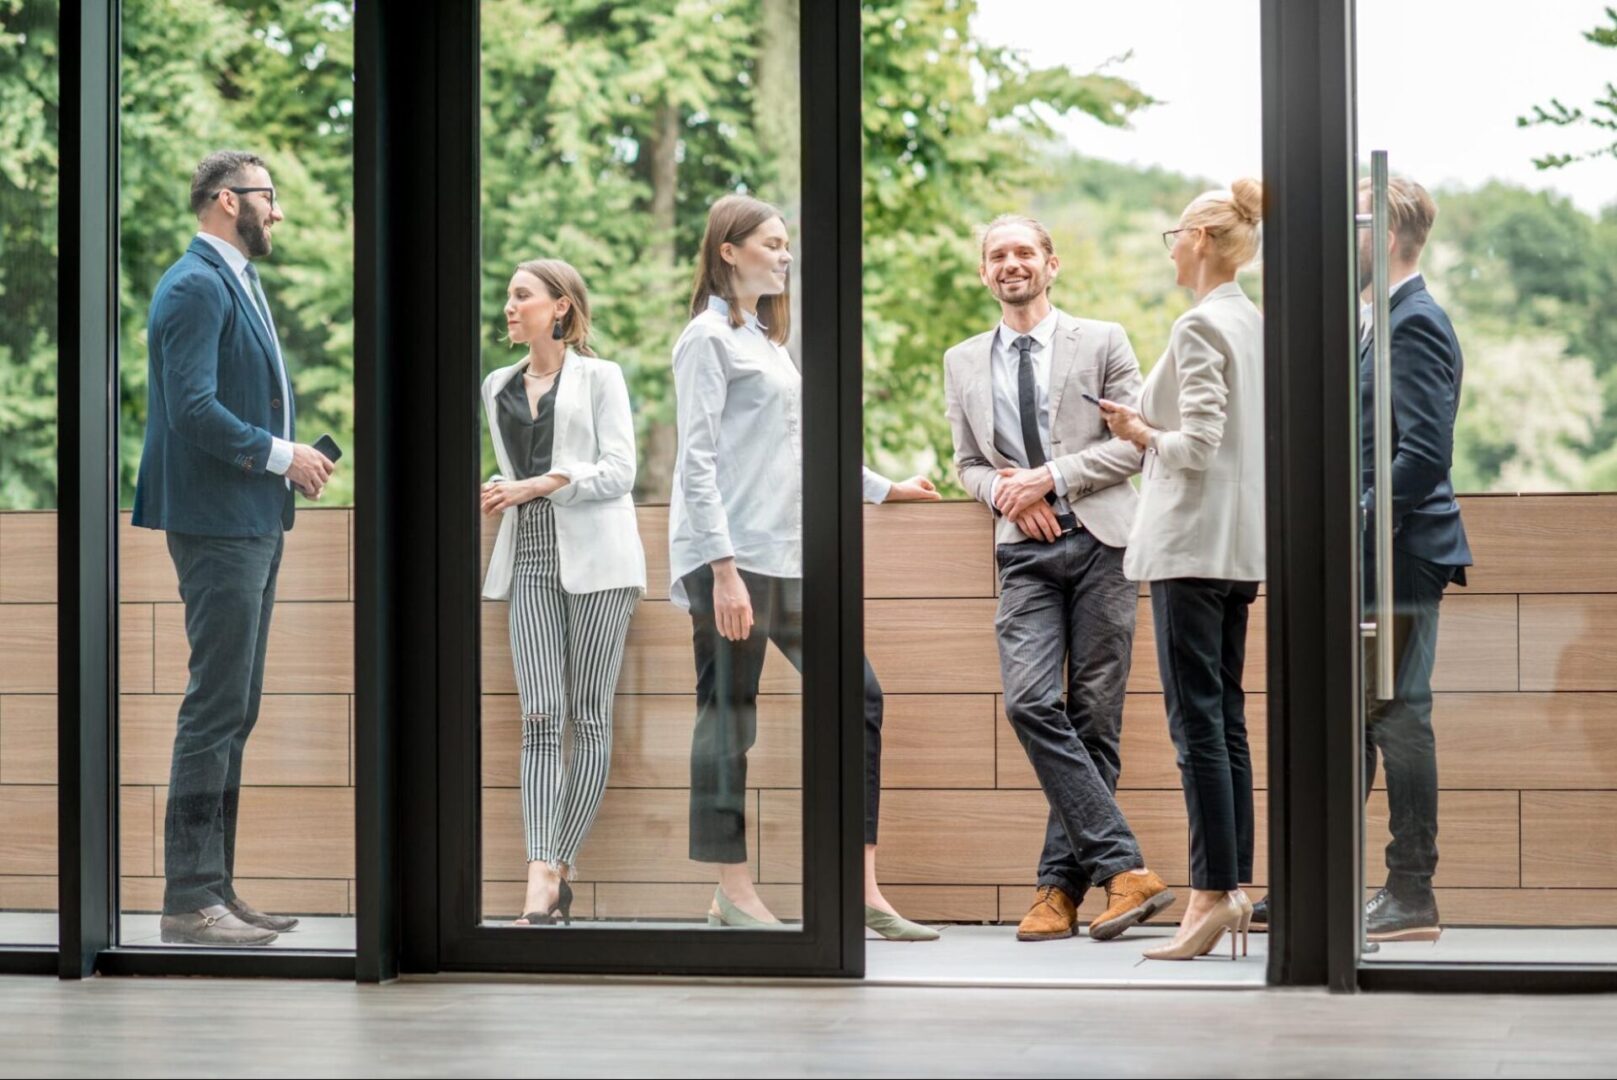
top-left (1359, 276), bottom-right (1472, 571)
top-left (132, 237), bottom-right (296, 537)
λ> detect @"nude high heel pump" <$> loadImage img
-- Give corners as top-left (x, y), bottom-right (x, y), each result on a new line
top-left (1200, 890), bottom-right (1253, 957)
top-left (1143, 894), bottom-right (1244, 961)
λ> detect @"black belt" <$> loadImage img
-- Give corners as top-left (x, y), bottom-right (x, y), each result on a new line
top-left (1055, 511), bottom-right (1080, 535)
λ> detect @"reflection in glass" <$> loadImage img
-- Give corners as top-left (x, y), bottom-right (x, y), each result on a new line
top-left (118, 1), bottom-right (356, 950)
top-left (1357, 0), bottom-right (1617, 964)
top-left (478, 1), bottom-right (805, 928)
top-left (1356, 174), bottom-right (1471, 950)
top-left (0, 0), bottom-right (60, 946)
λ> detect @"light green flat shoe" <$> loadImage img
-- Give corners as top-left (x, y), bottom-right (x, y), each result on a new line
top-left (709, 887), bottom-right (792, 930)
top-left (865, 904), bottom-right (941, 941)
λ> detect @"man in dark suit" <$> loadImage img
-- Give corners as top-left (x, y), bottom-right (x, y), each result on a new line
top-left (133, 150), bottom-right (336, 946)
top-left (1355, 175), bottom-right (1473, 943)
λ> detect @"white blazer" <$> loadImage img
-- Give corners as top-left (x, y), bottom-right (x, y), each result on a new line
top-left (1123, 281), bottom-right (1266, 583)
top-left (481, 351), bottom-right (647, 599)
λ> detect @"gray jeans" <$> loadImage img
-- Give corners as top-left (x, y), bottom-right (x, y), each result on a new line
top-left (996, 531), bottom-right (1142, 901)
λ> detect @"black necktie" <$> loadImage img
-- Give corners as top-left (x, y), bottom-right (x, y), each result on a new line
top-left (1015, 334), bottom-right (1046, 469)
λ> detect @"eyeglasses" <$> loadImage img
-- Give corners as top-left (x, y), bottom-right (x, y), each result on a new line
top-left (1161, 228), bottom-right (1188, 251)
top-left (215, 186), bottom-right (277, 209)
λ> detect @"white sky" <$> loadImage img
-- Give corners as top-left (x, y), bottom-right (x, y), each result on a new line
top-left (973, 1), bottom-right (1617, 214)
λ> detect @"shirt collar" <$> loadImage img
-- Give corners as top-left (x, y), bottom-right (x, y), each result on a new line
top-left (1362, 273), bottom-right (1423, 315)
top-left (1199, 280), bottom-right (1246, 306)
top-left (995, 307), bottom-right (1060, 353)
top-left (707, 294), bottom-right (766, 332)
top-left (196, 231), bottom-right (252, 280)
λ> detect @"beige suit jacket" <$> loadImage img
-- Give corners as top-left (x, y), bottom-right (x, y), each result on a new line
top-left (1124, 281), bottom-right (1266, 582)
top-left (943, 310), bottom-right (1144, 547)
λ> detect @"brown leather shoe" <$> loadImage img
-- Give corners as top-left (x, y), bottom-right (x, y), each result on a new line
top-left (159, 911), bottom-right (278, 947)
top-left (1089, 869), bottom-right (1175, 941)
top-left (1016, 885), bottom-right (1079, 941)
top-left (228, 897), bottom-right (300, 933)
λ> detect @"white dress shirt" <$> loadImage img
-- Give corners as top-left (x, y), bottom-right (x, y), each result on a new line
top-left (195, 232), bottom-right (294, 479)
top-left (988, 308), bottom-right (1070, 514)
top-left (668, 296), bottom-right (803, 610)
top-left (1360, 272), bottom-right (1422, 344)
top-left (862, 467), bottom-right (892, 504)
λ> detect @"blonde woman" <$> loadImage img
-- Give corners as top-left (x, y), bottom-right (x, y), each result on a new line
top-left (1100, 180), bottom-right (1265, 961)
top-left (481, 260), bottom-right (646, 926)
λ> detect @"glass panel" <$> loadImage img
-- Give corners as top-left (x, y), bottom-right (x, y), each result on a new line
top-left (476, 1), bottom-right (804, 929)
top-left (1356, 0), bottom-right (1617, 965)
top-left (116, 0), bottom-right (356, 949)
top-left (859, 0), bottom-right (1270, 975)
top-left (0, 0), bottom-right (61, 946)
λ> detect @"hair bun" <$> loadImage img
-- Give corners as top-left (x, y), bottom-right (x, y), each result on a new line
top-left (1230, 177), bottom-right (1263, 225)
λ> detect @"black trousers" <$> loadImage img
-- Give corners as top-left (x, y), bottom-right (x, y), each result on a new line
top-left (162, 529), bottom-right (283, 914)
top-left (1364, 551), bottom-right (1457, 892)
top-left (1151, 578), bottom-right (1259, 892)
top-left (684, 565), bottom-right (882, 864)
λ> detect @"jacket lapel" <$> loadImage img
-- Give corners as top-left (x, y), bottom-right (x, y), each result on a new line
top-left (1046, 314), bottom-right (1081, 423)
top-left (188, 237), bottom-right (281, 378)
top-left (484, 359), bottom-right (525, 481)
top-left (552, 350), bottom-right (579, 458)
top-left (968, 333), bottom-right (997, 461)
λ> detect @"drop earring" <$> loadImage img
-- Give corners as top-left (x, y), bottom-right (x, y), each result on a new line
top-left (551, 317), bottom-right (566, 341)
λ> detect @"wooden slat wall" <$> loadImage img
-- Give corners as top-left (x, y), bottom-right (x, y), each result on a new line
top-left (4, 494), bottom-right (1617, 927)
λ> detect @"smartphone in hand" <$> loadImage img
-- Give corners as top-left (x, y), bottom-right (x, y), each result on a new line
top-left (312, 433), bottom-right (343, 463)
top-left (1080, 392), bottom-right (1102, 406)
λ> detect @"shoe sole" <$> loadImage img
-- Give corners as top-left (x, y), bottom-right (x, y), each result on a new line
top-left (159, 930), bottom-right (278, 946)
top-left (1367, 925), bottom-right (1441, 943)
top-left (1015, 927), bottom-right (1075, 942)
top-left (1088, 889), bottom-right (1177, 942)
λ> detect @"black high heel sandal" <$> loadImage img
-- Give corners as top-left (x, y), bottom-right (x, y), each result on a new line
top-left (515, 879), bottom-right (574, 927)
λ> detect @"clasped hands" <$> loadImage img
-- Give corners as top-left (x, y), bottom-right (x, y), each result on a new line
top-left (994, 466), bottom-right (1064, 542)
top-left (481, 474), bottom-right (567, 515)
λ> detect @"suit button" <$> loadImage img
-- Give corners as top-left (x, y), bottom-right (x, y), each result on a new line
top-left (271, 398), bottom-right (282, 409)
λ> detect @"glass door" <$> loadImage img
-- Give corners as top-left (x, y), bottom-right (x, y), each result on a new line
top-left (430, 0), bottom-right (865, 976)
top-left (1353, 0), bottom-right (1617, 971)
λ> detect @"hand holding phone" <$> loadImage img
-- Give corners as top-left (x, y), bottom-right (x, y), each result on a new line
top-left (312, 433), bottom-right (344, 464)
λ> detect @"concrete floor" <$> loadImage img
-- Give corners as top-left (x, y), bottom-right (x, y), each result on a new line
top-left (3, 973), bottom-right (1617, 1077)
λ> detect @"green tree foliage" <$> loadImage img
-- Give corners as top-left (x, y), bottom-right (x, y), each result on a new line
top-left (1431, 183), bottom-right (1617, 490)
top-left (118, 0), bottom-right (355, 505)
top-left (3, 0), bottom-right (1614, 513)
top-left (1518, 5), bottom-right (1617, 170)
top-left (0, 0), bottom-right (60, 509)
top-left (861, 2), bottom-right (1153, 487)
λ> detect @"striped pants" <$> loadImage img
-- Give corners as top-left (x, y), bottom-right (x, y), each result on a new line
top-left (508, 498), bottom-right (639, 871)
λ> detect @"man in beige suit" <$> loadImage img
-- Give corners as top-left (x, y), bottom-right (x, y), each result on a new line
top-left (944, 215), bottom-right (1172, 943)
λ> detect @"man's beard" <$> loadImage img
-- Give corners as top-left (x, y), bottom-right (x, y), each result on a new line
top-left (236, 203), bottom-right (272, 258)
top-left (992, 274), bottom-right (1046, 306)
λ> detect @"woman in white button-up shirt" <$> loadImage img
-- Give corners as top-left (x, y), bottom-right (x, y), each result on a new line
top-left (1101, 180), bottom-right (1265, 961)
top-left (671, 195), bottom-right (938, 939)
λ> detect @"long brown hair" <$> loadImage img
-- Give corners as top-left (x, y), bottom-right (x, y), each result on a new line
top-left (689, 194), bottom-right (791, 346)
top-left (516, 258), bottom-right (597, 357)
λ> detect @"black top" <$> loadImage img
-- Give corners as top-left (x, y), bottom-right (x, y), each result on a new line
top-left (497, 372), bottom-right (560, 480)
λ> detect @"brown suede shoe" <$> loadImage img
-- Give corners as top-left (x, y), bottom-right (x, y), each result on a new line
top-left (1016, 885), bottom-right (1079, 941)
top-left (1088, 869), bottom-right (1175, 941)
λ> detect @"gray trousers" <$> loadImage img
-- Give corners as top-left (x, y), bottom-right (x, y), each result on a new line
top-left (996, 531), bottom-right (1143, 901)
top-left (163, 528), bottom-right (283, 914)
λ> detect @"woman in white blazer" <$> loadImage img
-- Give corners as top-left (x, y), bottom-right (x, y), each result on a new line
top-left (1101, 179), bottom-right (1265, 961)
top-left (480, 259), bottom-right (645, 927)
